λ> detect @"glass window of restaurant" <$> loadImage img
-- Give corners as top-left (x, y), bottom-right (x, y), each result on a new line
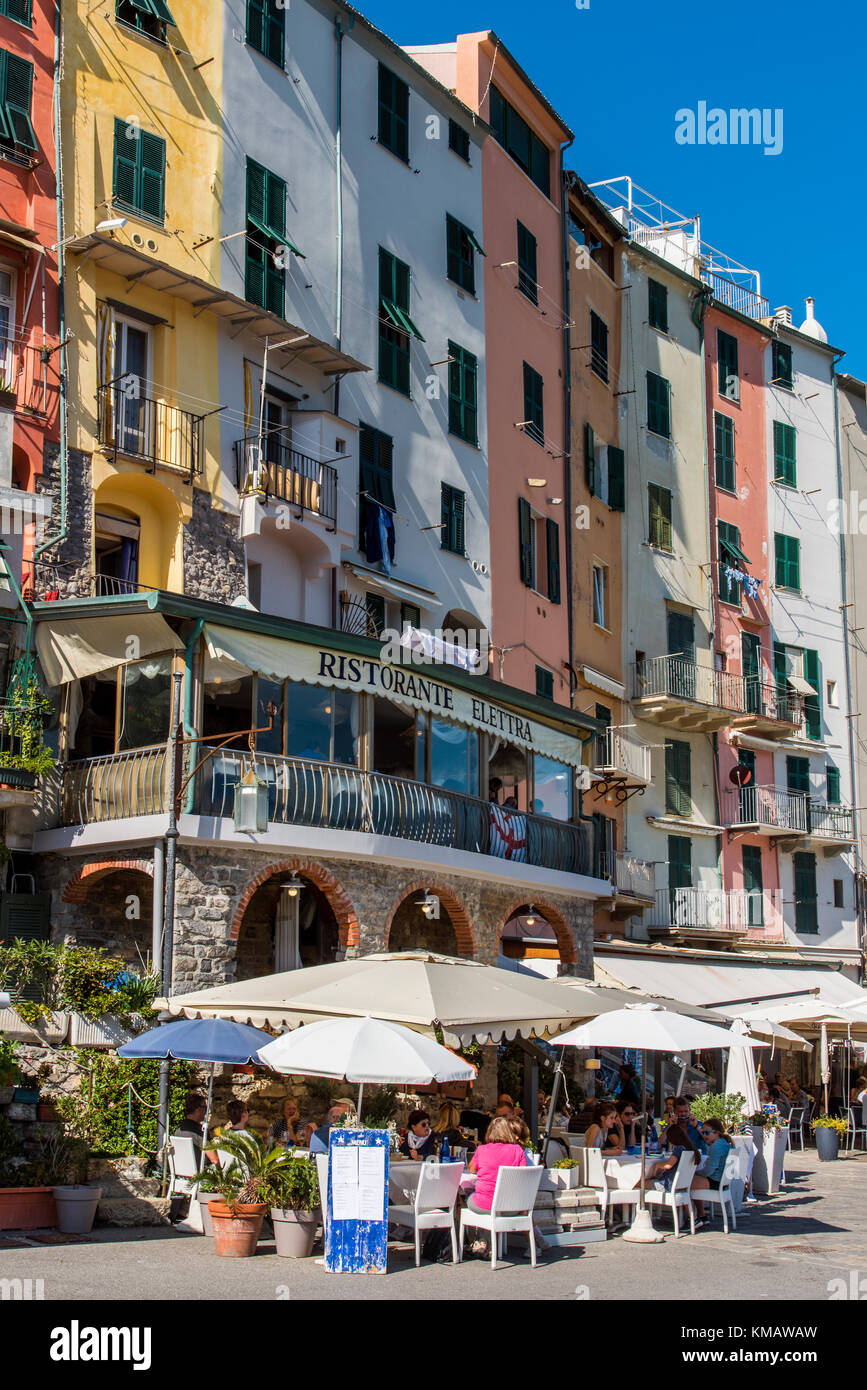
top-left (488, 739), bottom-right (528, 811)
top-left (70, 656), bottom-right (175, 759)
top-left (532, 753), bottom-right (573, 821)
top-left (372, 697), bottom-right (417, 780)
top-left (427, 717), bottom-right (479, 796)
top-left (284, 683), bottom-right (359, 765)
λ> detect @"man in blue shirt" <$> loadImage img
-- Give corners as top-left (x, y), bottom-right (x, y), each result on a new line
top-left (674, 1097), bottom-right (707, 1155)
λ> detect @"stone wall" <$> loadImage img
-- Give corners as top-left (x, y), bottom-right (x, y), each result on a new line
top-left (34, 444), bottom-right (93, 598)
top-left (183, 488), bottom-right (246, 605)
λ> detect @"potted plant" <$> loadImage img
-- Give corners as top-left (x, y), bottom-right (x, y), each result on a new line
top-left (542, 1157), bottom-right (582, 1190)
top-left (0, 680), bottom-right (55, 789)
top-left (0, 377), bottom-right (16, 412)
top-left (266, 1153), bottom-right (321, 1258)
top-left (812, 1114), bottom-right (847, 1162)
top-left (747, 1109), bottom-right (789, 1194)
top-left (0, 1114), bottom-right (57, 1230)
top-left (39, 1131), bottom-right (100, 1233)
top-left (193, 1131), bottom-right (290, 1258)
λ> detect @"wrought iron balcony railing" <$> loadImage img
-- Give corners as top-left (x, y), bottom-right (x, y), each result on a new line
top-left (235, 434), bottom-right (338, 525)
top-left (724, 784), bottom-right (808, 833)
top-left (0, 332), bottom-right (61, 419)
top-left (741, 679), bottom-right (803, 728)
top-left (632, 654), bottom-right (746, 713)
top-left (97, 384), bottom-right (205, 480)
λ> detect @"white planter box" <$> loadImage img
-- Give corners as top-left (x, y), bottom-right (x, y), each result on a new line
top-left (68, 1014), bottom-right (133, 1049)
top-left (750, 1126), bottom-right (788, 1195)
top-left (540, 1167), bottom-right (582, 1190)
top-left (0, 1007), bottom-right (69, 1043)
top-left (728, 1135), bottom-right (756, 1210)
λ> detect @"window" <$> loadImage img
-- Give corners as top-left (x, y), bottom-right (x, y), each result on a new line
top-left (647, 371), bottom-right (671, 437)
top-left (246, 0), bottom-right (284, 65)
top-left (117, 655), bottom-right (173, 753)
top-left (714, 412), bottom-right (735, 491)
top-left (592, 563), bottom-right (607, 628)
top-left (793, 852), bottom-right (818, 934)
top-left (400, 601), bottom-right (420, 631)
top-left (284, 683), bottom-right (359, 765)
top-left (774, 532), bottom-right (800, 591)
top-left (358, 422), bottom-right (395, 544)
top-left (365, 592), bottom-right (386, 638)
top-left (440, 483), bottom-right (466, 556)
top-left (518, 499), bottom-right (559, 602)
top-left (378, 63), bottom-right (409, 163)
top-left (590, 311), bottom-right (609, 384)
top-left (111, 316), bottom-right (151, 456)
top-left (517, 221), bottom-right (538, 304)
top-left (116, 0), bottom-right (176, 42)
top-left (665, 739), bottom-right (691, 816)
top-left (833, 879), bottom-right (844, 909)
top-left (445, 214), bottom-right (483, 294)
top-left (718, 521), bottom-right (747, 606)
top-left (534, 754), bottom-right (573, 821)
top-left (429, 718), bottom-right (479, 795)
top-left (826, 765), bottom-right (841, 804)
top-left (112, 116), bottom-right (165, 221)
top-left (522, 362), bottom-right (544, 445)
top-left (0, 270), bottom-right (13, 382)
top-left (668, 835), bottom-right (692, 891)
top-left (787, 756), bottom-right (809, 798)
top-left (827, 680), bottom-right (838, 707)
top-left (489, 84), bottom-right (550, 196)
top-left (648, 278), bottom-right (668, 333)
top-left (447, 341), bottom-right (478, 445)
top-left (379, 248), bottom-right (423, 395)
top-left (648, 483), bottom-right (672, 551)
top-left (247, 561), bottom-right (262, 610)
top-left (717, 329), bottom-right (739, 402)
top-left (743, 845), bottom-right (764, 927)
top-left (448, 119), bottom-right (470, 162)
top-left (773, 421), bottom-right (797, 487)
top-left (535, 666), bottom-right (554, 701)
top-left (244, 158), bottom-right (298, 315)
top-left (772, 340), bottom-right (793, 390)
top-left (0, 51), bottom-right (36, 157)
top-left (804, 649), bottom-right (821, 741)
top-left (0, 0), bottom-right (31, 25)
top-left (607, 446), bottom-right (625, 511)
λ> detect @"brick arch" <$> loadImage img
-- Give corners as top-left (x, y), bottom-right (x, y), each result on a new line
top-left (62, 858), bottom-right (155, 905)
top-left (382, 881), bottom-right (476, 958)
top-left (230, 860), bottom-right (359, 950)
top-left (494, 897), bottom-right (577, 967)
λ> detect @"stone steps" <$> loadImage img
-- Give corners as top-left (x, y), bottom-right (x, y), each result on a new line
top-left (95, 1195), bottom-right (173, 1228)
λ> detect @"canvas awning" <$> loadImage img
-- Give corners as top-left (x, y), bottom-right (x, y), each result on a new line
top-left (36, 614), bottom-right (182, 686)
top-left (341, 562), bottom-right (439, 610)
top-left (787, 675), bottom-right (818, 697)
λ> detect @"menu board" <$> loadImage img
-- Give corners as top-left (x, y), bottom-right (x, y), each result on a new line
top-left (325, 1129), bottom-right (390, 1274)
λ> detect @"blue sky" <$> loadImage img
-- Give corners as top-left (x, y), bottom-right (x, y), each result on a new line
top-left (362, 0), bottom-right (867, 377)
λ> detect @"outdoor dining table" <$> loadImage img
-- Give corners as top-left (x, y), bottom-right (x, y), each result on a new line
top-left (603, 1153), bottom-right (666, 1189)
top-left (388, 1159), bottom-right (475, 1205)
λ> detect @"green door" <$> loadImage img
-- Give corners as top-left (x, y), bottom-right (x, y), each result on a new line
top-left (667, 610), bottom-right (696, 700)
top-left (742, 845), bottom-right (764, 927)
top-left (667, 835), bottom-right (692, 924)
top-left (787, 755), bottom-right (811, 831)
top-left (793, 852), bottom-right (818, 933)
top-left (738, 748), bottom-right (756, 822)
top-left (742, 632), bottom-right (761, 715)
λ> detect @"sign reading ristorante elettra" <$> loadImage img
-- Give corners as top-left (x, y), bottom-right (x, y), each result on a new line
top-left (317, 651), bottom-right (535, 743)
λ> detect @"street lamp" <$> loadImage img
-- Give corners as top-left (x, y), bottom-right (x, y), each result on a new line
top-left (233, 763), bottom-right (269, 833)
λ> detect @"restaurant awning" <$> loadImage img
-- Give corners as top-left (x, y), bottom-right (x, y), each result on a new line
top-left (35, 613), bottom-right (182, 686)
top-left (595, 953), bottom-right (867, 1015)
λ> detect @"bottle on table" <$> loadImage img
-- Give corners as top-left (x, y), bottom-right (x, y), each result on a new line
top-left (441, 1134), bottom-right (451, 1163)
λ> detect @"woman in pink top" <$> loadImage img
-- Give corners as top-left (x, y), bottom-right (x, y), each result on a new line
top-left (467, 1116), bottom-right (527, 1213)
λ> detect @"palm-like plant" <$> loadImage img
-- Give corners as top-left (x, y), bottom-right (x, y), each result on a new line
top-left (193, 1131), bottom-right (294, 1211)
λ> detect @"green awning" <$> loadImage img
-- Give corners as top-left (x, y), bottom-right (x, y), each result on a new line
top-left (380, 298), bottom-right (425, 342)
top-left (720, 537), bottom-right (751, 567)
top-left (129, 0), bottom-right (177, 25)
top-left (466, 229), bottom-right (486, 257)
top-left (248, 213), bottom-right (306, 259)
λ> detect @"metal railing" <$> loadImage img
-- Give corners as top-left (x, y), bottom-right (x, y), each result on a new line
top-left (97, 384), bottom-right (205, 480)
top-left (648, 886), bottom-right (780, 932)
top-left (60, 746), bottom-right (168, 825)
top-left (234, 434), bottom-right (338, 525)
top-left (21, 559), bottom-right (162, 602)
top-left (725, 784), bottom-right (808, 833)
top-left (808, 802), bottom-right (855, 842)
top-left (0, 332), bottom-right (60, 419)
top-left (598, 850), bottom-right (655, 900)
top-left (699, 270), bottom-right (770, 322)
top-left (632, 654), bottom-right (746, 713)
top-left (593, 727), bottom-right (652, 783)
top-left (742, 679), bottom-right (803, 727)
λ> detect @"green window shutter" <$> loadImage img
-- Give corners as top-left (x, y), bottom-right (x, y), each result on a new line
top-left (3, 51), bottom-right (36, 150)
top-left (448, 120), bottom-right (470, 162)
top-left (401, 602), bottom-right (421, 630)
top-left (648, 483), bottom-right (672, 551)
top-left (518, 497), bottom-right (533, 587)
top-left (535, 666), bottom-right (554, 701)
top-left (517, 221), bottom-right (538, 304)
top-left (4, 0), bottom-right (33, 25)
top-left (773, 642), bottom-right (787, 695)
top-left (648, 278), bottom-right (668, 333)
top-left (523, 363), bottom-right (544, 444)
top-left (718, 329), bottom-right (740, 402)
top-left (0, 893), bottom-right (51, 951)
top-left (358, 425), bottom-right (395, 512)
top-left (265, 0), bottom-right (284, 65)
top-left (665, 739), bottom-right (691, 816)
top-left (718, 520), bottom-right (742, 605)
top-left (378, 63), bottom-right (409, 163)
top-left (773, 421), bottom-right (797, 486)
top-left (742, 845), bottom-right (763, 896)
top-left (447, 342), bottom-right (477, 446)
top-left (246, 157), bottom-right (266, 225)
top-left (441, 483), bottom-right (466, 555)
top-left (590, 311), bottom-right (609, 383)
top-left (775, 533), bottom-right (800, 591)
top-left (804, 649), bottom-right (821, 741)
top-left (607, 446), bottom-right (625, 511)
top-left (445, 215), bottom-right (475, 294)
top-left (546, 518), bottom-right (561, 605)
top-left (826, 765), bottom-right (841, 804)
top-left (667, 835), bottom-right (692, 890)
top-left (772, 340), bottom-right (793, 390)
top-left (584, 421), bottom-right (596, 496)
top-left (714, 412), bottom-right (735, 491)
top-left (246, 0), bottom-right (265, 51)
top-left (138, 130), bottom-right (166, 220)
top-left (113, 116), bottom-right (139, 210)
top-left (647, 371), bottom-right (670, 437)
top-left (786, 756), bottom-right (810, 796)
top-left (793, 852), bottom-right (818, 934)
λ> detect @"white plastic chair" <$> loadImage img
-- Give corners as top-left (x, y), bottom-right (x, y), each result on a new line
top-left (459, 1164), bottom-right (543, 1270)
top-left (167, 1135), bottom-right (201, 1198)
top-left (786, 1107), bottom-right (804, 1151)
top-left (845, 1108), bottom-right (867, 1151)
top-left (586, 1148), bottom-right (642, 1227)
top-left (388, 1162), bottom-right (463, 1266)
top-left (645, 1151), bottom-right (696, 1237)
top-left (315, 1155), bottom-right (329, 1236)
top-left (700, 1151), bottom-right (738, 1233)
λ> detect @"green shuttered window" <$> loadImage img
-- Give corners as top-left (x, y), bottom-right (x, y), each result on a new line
top-left (112, 116), bottom-right (165, 221)
top-left (517, 221), bottom-right (538, 304)
top-left (772, 340), bottom-right (793, 390)
top-left (536, 666), bottom-right (554, 701)
top-left (447, 342), bottom-right (478, 445)
top-left (440, 483), bottom-right (466, 556)
top-left (718, 520), bottom-right (744, 605)
top-left (718, 329), bottom-right (739, 402)
top-left (446, 215), bottom-right (483, 294)
top-left (0, 49), bottom-right (37, 151)
top-left (648, 278), bottom-right (668, 333)
top-left (714, 412), bottom-right (735, 491)
top-left (523, 363), bottom-right (544, 445)
top-left (378, 63), bottom-right (409, 163)
top-left (0, 0), bottom-right (32, 26)
top-left (773, 421), bottom-right (797, 487)
top-left (246, 0), bottom-right (284, 65)
top-left (379, 248), bottom-right (419, 395)
top-left (793, 852), bottom-right (818, 934)
top-left (826, 765), bottom-right (841, 804)
top-left (607, 446), bottom-right (625, 511)
top-left (448, 120), bottom-right (470, 162)
top-left (590, 311), bottom-right (609, 383)
top-left (648, 483), bottom-right (672, 551)
top-left (547, 518), bottom-right (561, 605)
top-left (774, 532), bottom-right (800, 591)
top-left (245, 158), bottom-right (289, 314)
top-left (489, 84), bottom-right (550, 196)
top-left (647, 371), bottom-right (671, 437)
top-left (668, 835), bottom-right (692, 891)
top-left (665, 739), bottom-right (691, 816)
top-left (804, 649), bottom-right (821, 741)
top-left (518, 497), bottom-right (534, 588)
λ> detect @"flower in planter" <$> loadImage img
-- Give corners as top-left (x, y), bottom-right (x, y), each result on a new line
top-left (551, 1158), bottom-right (579, 1169)
top-left (811, 1115), bottom-right (848, 1135)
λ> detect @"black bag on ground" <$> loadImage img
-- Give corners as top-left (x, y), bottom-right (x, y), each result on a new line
top-left (421, 1228), bottom-right (454, 1263)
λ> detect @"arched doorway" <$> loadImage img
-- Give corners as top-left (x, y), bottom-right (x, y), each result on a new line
top-left (496, 904), bottom-right (565, 979)
top-left (235, 872), bottom-right (340, 981)
top-left (386, 890), bottom-right (459, 955)
top-left (62, 866), bottom-right (153, 967)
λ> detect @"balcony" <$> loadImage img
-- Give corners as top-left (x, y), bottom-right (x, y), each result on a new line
top-left (97, 384), bottom-right (205, 481)
top-left (22, 560), bottom-right (163, 603)
top-left (590, 726), bottom-right (652, 802)
top-left (598, 850), bottom-right (656, 916)
top-left (725, 786), bottom-right (855, 850)
top-left (631, 654), bottom-right (745, 732)
top-left (0, 332), bottom-right (60, 419)
top-left (805, 801), bottom-right (856, 853)
top-left (235, 434), bottom-right (338, 527)
top-left (647, 886), bottom-right (782, 939)
top-left (55, 748), bottom-right (595, 881)
top-left (732, 680), bottom-right (803, 740)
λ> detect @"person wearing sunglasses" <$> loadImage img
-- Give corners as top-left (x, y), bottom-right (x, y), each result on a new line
top-left (691, 1117), bottom-right (734, 1223)
top-left (617, 1099), bottom-right (656, 1150)
top-left (399, 1109), bottom-right (436, 1161)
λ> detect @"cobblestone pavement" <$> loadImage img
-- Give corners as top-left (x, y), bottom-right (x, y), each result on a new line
top-left (3, 1149), bottom-right (865, 1302)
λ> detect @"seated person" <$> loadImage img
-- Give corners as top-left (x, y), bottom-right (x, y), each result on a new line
top-left (583, 1102), bottom-right (623, 1154)
top-left (398, 1109), bottom-right (436, 1161)
top-left (691, 1117), bottom-right (734, 1223)
top-left (460, 1105), bottom-right (492, 1140)
top-left (223, 1099), bottom-right (251, 1136)
top-left (433, 1101), bottom-right (463, 1148)
top-left (507, 1114), bottom-right (532, 1147)
top-left (309, 1100), bottom-right (352, 1155)
top-left (174, 1092), bottom-right (218, 1166)
top-left (673, 1097), bottom-right (707, 1155)
top-left (617, 1099), bottom-right (648, 1150)
top-left (467, 1116), bottom-right (527, 1214)
top-left (647, 1123), bottom-right (698, 1191)
top-left (269, 1096), bottom-right (304, 1147)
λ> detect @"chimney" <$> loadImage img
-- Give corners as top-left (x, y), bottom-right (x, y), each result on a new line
top-left (774, 305), bottom-right (792, 325)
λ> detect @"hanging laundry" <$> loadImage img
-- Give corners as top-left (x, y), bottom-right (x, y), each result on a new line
top-left (743, 574), bottom-right (761, 600)
top-left (363, 500), bottom-right (395, 572)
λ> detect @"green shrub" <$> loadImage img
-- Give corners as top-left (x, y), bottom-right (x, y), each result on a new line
top-left (54, 1051), bottom-right (193, 1158)
top-left (689, 1092), bottom-right (746, 1132)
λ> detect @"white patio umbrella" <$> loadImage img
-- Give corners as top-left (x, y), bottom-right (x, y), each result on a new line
top-left (553, 1003), bottom-right (753, 1243)
top-left (724, 1018), bottom-right (761, 1114)
top-left (258, 1014), bottom-right (477, 1118)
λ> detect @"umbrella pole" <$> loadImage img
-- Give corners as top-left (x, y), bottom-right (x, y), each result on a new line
top-left (202, 1063), bottom-right (215, 1158)
top-left (357, 1082), bottom-right (364, 1124)
top-left (539, 1048), bottom-right (566, 1166)
top-left (623, 1048), bottom-right (663, 1244)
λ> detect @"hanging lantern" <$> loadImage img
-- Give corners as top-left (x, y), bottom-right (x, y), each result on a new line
top-left (233, 763), bottom-right (269, 833)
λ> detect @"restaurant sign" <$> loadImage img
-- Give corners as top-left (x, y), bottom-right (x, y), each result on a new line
top-left (203, 624), bottom-right (586, 769)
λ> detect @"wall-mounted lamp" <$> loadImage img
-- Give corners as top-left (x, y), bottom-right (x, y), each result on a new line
top-left (418, 892), bottom-right (440, 920)
top-left (281, 872), bottom-right (304, 898)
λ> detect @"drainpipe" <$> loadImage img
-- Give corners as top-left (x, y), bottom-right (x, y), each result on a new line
top-left (181, 618), bottom-right (204, 811)
top-left (333, 13), bottom-right (353, 419)
top-left (35, 0), bottom-right (68, 569)
top-left (559, 146), bottom-right (575, 710)
top-left (832, 365), bottom-right (863, 975)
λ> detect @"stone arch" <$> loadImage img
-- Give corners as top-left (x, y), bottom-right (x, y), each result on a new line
top-left (230, 859), bottom-right (359, 951)
top-left (493, 897), bottom-right (577, 967)
top-left (382, 881), bottom-right (476, 958)
top-left (62, 857), bottom-right (154, 905)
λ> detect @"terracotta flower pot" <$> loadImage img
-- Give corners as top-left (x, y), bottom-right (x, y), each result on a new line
top-left (0, 1186), bottom-right (57, 1231)
top-left (208, 1200), bottom-right (266, 1257)
top-left (271, 1206), bottom-right (319, 1258)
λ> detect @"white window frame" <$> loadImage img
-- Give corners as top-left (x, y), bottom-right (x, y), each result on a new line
top-left (0, 262), bottom-right (17, 384)
top-left (592, 561), bottom-right (608, 629)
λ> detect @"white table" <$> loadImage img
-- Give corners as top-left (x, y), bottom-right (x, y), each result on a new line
top-left (603, 1154), bottom-right (662, 1189)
